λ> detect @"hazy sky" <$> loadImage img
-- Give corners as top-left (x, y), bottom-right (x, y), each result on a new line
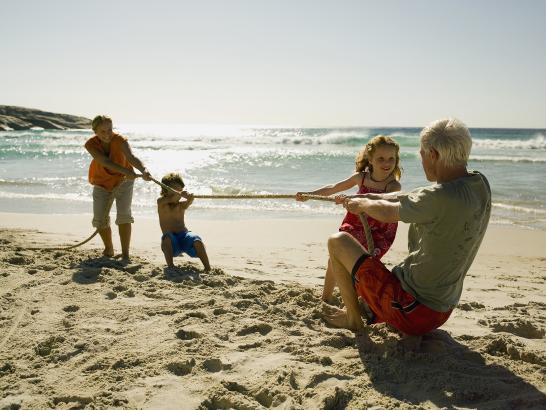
top-left (2, 0), bottom-right (545, 127)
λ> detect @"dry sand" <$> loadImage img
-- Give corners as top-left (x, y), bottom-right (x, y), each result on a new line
top-left (0, 213), bottom-right (545, 409)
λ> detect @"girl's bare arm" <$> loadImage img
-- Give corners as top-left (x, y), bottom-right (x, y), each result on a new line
top-left (296, 173), bottom-right (361, 200)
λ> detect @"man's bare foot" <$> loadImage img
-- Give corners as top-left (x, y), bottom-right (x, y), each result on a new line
top-left (323, 310), bottom-right (352, 329)
top-left (321, 296), bottom-right (337, 305)
top-left (322, 301), bottom-right (344, 315)
top-left (322, 303), bottom-right (349, 326)
top-left (322, 303), bottom-right (364, 331)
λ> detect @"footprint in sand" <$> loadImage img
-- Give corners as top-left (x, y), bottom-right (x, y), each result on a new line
top-left (458, 301), bottom-right (485, 311)
top-left (62, 305), bottom-right (80, 313)
top-left (213, 307), bottom-right (229, 316)
top-left (104, 291), bottom-right (117, 300)
top-left (488, 318), bottom-right (545, 339)
top-left (236, 323), bottom-right (272, 336)
top-left (166, 358), bottom-right (195, 376)
top-left (185, 311), bottom-right (207, 319)
top-left (237, 341), bottom-right (262, 350)
top-left (176, 328), bottom-right (201, 340)
top-left (305, 372), bottom-right (353, 388)
top-left (202, 358), bottom-right (231, 372)
top-left (132, 274), bottom-right (149, 282)
top-left (222, 381), bottom-right (248, 394)
top-left (34, 336), bottom-right (65, 357)
top-left (320, 334), bottom-right (355, 349)
top-left (484, 336), bottom-right (546, 366)
top-left (254, 390), bottom-right (277, 408)
top-left (5, 255), bottom-right (33, 265)
top-left (232, 300), bottom-right (253, 310)
top-left (52, 396), bottom-right (92, 408)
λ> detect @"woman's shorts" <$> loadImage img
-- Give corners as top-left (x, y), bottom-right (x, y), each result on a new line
top-left (92, 180), bottom-right (134, 228)
top-left (352, 255), bottom-right (452, 336)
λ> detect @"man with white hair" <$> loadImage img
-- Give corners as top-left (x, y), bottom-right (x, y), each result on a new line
top-left (324, 118), bottom-right (491, 336)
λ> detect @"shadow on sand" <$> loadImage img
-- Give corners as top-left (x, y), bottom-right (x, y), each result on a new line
top-left (355, 329), bottom-right (546, 409)
top-left (71, 256), bottom-right (143, 284)
top-left (161, 264), bottom-right (201, 283)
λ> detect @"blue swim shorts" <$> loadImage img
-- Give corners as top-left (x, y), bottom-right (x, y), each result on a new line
top-left (162, 230), bottom-right (202, 258)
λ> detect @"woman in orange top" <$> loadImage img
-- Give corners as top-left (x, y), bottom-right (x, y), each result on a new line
top-left (84, 115), bottom-right (152, 260)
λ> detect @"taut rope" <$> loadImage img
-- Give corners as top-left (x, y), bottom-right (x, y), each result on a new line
top-left (28, 182), bottom-right (122, 251)
top-left (152, 178), bottom-right (375, 254)
top-left (28, 177), bottom-right (375, 253)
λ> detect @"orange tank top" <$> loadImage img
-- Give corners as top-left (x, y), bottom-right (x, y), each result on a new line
top-left (84, 133), bottom-right (133, 192)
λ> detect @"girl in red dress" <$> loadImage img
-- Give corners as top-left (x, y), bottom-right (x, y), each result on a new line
top-left (296, 135), bottom-right (402, 302)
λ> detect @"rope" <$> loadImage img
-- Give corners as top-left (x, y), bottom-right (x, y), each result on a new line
top-left (28, 182), bottom-right (122, 251)
top-left (27, 176), bottom-right (376, 254)
top-left (152, 178), bottom-right (375, 253)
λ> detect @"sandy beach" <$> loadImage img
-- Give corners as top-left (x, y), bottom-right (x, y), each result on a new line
top-left (0, 213), bottom-right (545, 409)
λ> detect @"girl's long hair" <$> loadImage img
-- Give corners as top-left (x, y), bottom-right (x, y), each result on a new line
top-left (355, 135), bottom-right (402, 180)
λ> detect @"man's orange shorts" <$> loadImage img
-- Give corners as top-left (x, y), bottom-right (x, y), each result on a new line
top-left (352, 255), bottom-right (452, 336)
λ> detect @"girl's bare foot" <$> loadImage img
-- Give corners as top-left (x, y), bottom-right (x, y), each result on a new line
top-left (103, 248), bottom-right (114, 257)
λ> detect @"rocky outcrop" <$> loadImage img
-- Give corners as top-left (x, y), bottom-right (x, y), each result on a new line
top-left (0, 105), bottom-right (91, 131)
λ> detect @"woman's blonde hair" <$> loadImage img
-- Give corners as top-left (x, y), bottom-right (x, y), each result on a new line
top-left (160, 172), bottom-right (185, 197)
top-left (420, 118), bottom-right (472, 168)
top-left (91, 115), bottom-right (112, 131)
top-left (355, 135), bottom-right (402, 180)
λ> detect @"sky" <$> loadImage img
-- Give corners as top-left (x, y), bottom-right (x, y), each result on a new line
top-left (1, 0), bottom-right (545, 128)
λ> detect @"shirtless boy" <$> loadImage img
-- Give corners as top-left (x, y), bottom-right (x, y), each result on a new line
top-left (157, 173), bottom-right (211, 272)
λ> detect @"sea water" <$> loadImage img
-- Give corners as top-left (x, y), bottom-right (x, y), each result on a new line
top-left (1, 125), bottom-right (545, 229)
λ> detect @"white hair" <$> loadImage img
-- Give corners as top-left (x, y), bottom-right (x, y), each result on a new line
top-left (420, 118), bottom-right (472, 167)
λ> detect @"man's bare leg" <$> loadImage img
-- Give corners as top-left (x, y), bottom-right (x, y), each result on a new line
top-left (322, 258), bottom-right (336, 303)
top-left (324, 232), bottom-right (368, 331)
top-left (98, 226), bottom-right (114, 257)
top-left (193, 240), bottom-right (211, 272)
top-left (119, 223), bottom-right (131, 260)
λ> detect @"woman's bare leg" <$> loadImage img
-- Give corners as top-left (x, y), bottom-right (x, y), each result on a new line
top-left (98, 227), bottom-right (114, 257)
top-left (118, 223), bottom-right (131, 260)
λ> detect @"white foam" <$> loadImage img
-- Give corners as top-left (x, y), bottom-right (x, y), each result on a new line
top-left (0, 191), bottom-right (91, 202)
top-left (492, 202), bottom-right (546, 215)
top-left (469, 155), bottom-right (546, 163)
top-left (473, 134), bottom-right (546, 150)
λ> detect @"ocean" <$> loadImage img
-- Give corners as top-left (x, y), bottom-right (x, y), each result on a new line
top-left (1, 125), bottom-right (545, 229)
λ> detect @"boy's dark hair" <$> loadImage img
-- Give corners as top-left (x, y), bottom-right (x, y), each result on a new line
top-left (161, 172), bottom-right (185, 197)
